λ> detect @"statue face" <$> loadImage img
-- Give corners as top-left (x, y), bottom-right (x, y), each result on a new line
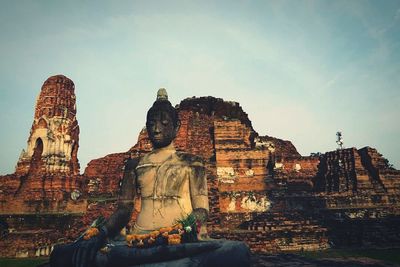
top-left (147, 110), bottom-right (177, 148)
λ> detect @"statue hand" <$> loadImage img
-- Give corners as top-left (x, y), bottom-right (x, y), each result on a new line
top-left (72, 227), bottom-right (107, 267)
top-left (197, 232), bottom-right (213, 241)
top-left (195, 218), bottom-right (210, 241)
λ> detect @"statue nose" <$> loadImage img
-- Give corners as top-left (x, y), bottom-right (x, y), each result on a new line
top-left (153, 124), bottom-right (161, 134)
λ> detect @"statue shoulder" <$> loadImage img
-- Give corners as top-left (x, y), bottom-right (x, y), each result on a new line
top-left (124, 157), bottom-right (139, 171)
top-left (175, 152), bottom-right (205, 166)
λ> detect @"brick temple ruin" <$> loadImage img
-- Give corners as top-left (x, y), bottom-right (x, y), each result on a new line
top-left (1, 75), bottom-right (400, 258)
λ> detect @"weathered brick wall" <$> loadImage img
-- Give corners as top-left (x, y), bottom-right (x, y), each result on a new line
top-left (0, 174), bottom-right (19, 200)
top-left (270, 156), bottom-right (319, 195)
top-left (358, 147), bottom-right (400, 193)
top-left (212, 211), bottom-right (329, 252)
top-left (13, 174), bottom-right (83, 201)
top-left (84, 152), bottom-right (129, 197)
top-left (0, 198), bottom-right (87, 215)
top-left (314, 147), bottom-right (400, 194)
top-left (256, 135), bottom-right (300, 159)
top-left (0, 231), bottom-right (60, 258)
top-left (2, 91), bottom-right (400, 258)
top-left (0, 213), bottom-right (84, 258)
top-left (214, 119), bottom-right (270, 215)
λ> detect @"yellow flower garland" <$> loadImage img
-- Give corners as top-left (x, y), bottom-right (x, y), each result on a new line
top-left (126, 223), bottom-right (184, 247)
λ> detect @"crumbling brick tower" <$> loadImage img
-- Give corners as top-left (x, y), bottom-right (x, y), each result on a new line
top-left (0, 76), bottom-right (85, 256)
top-left (16, 75), bottom-right (80, 176)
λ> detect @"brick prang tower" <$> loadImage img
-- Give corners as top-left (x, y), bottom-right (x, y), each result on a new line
top-left (16, 75), bottom-right (80, 176)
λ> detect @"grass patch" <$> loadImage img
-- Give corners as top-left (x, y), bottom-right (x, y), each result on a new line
top-left (0, 257), bottom-right (48, 267)
top-left (299, 248), bottom-right (400, 265)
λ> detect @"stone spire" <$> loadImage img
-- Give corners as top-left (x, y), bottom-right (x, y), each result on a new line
top-left (16, 75), bottom-right (80, 175)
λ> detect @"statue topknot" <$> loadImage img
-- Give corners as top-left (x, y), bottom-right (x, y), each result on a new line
top-left (157, 88), bottom-right (168, 101)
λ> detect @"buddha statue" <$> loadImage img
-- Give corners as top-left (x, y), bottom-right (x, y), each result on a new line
top-left (49, 89), bottom-right (251, 267)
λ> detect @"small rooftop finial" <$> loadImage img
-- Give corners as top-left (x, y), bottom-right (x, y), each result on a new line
top-left (336, 131), bottom-right (344, 150)
top-left (157, 88), bottom-right (168, 101)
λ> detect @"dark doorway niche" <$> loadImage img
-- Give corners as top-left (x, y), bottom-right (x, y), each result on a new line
top-left (30, 138), bottom-right (44, 173)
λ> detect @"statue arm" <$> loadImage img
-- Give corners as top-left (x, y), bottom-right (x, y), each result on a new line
top-left (104, 158), bottom-right (138, 237)
top-left (189, 159), bottom-right (210, 239)
top-left (70, 159), bottom-right (138, 267)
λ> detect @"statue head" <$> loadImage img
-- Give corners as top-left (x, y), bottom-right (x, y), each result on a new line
top-left (146, 88), bottom-right (180, 148)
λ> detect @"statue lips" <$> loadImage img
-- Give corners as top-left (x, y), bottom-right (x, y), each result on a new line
top-left (151, 136), bottom-right (167, 144)
top-left (150, 132), bottom-right (174, 146)
top-left (150, 136), bottom-right (174, 148)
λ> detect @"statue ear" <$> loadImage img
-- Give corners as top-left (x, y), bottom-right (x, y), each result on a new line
top-left (174, 121), bottom-right (181, 135)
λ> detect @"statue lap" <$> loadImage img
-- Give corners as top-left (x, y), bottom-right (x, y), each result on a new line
top-left (50, 239), bottom-right (250, 267)
top-left (95, 240), bottom-right (251, 267)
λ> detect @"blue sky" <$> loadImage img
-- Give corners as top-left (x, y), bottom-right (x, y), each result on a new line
top-left (0, 0), bottom-right (399, 174)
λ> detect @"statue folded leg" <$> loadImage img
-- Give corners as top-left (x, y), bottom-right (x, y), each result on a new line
top-left (49, 242), bottom-right (78, 267)
top-left (95, 240), bottom-right (251, 267)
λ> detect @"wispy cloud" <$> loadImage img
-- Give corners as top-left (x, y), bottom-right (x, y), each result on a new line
top-left (0, 1), bottom-right (399, 173)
